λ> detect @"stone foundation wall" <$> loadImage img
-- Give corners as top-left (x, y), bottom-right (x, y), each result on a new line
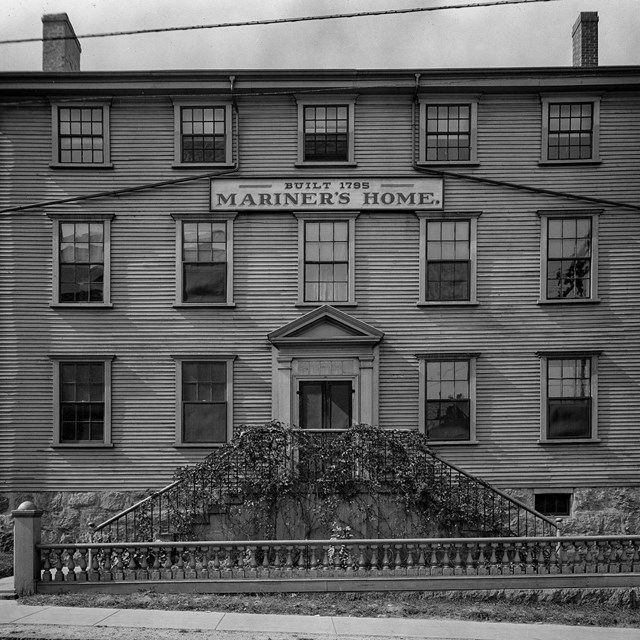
top-left (2, 486), bottom-right (639, 543)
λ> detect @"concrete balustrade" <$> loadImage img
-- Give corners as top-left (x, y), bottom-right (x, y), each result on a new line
top-left (14, 506), bottom-right (640, 594)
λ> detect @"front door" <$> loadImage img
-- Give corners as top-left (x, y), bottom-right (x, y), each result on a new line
top-left (299, 380), bottom-right (352, 429)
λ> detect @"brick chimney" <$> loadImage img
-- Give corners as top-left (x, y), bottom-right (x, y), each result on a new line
top-left (572, 12), bottom-right (598, 67)
top-left (42, 13), bottom-right (81, 72)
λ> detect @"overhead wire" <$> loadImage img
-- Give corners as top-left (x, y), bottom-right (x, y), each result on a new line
top-left (0, 0), bottom-right (563, 46)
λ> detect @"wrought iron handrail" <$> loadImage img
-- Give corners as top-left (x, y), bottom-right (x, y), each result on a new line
top-left (89, 426), bottom-right (558, 542)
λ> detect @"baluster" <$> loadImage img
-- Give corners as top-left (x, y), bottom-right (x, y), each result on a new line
top-left (501, 544), bottom-right (512, 575)
top-left (453, 543), bottom-right (463, 576)
top-left (370, 544), bottom-right (379, 573)
top-left (112, 548), bottom-right (125, 581)
top-left (294, 545), bottom-right (305, 573)
top-left (321, 545), bottom-right (330, 571)
top-left (488, 543), bottom-right (500, 575)
top-left (150, 546), bottom-right (161, 580)
top-left (548, 542), bottom-right (560, 574)
top-left (382, 544), bottom-right (391, 573)
top-left (51, 549), bottom-right (63, 582)
top-left (609, 540), bottom-right (621, 574)
top-left (524, 542), bottom-right (535, 574)
top-left (273, 545), bottom-right (282, 576)
top-left (393, 545), bottom-right (402, 576)
top-left (261, 545), bottom-right (270, 574)
top-left (536, 541), bottom-right (547, 575)
top-left (101, 547), bottom-right (112, 581)
top-left (124, 547), bottom-right (137, 580)
top-left (429, 544), bottom-right (439, 576)
top-left (76, 548), bottom-right (88, 582)
top-left (174, 546), bottom-right (185, 579)
top-left (41, 549), bottom-right (52, 582)
top-left (406, 545), bottom-right (415, 576)
top-left (183, 546), bottom-right (195, 579)
top-left (285, 546), bottom-right (294, 572)
top-left (357, 545), bottom-right (367, 573)
top-left (477, 543), bottom-right (488, 576)
top-left (597, 540), bottom-right (608, 573)
top-left (309, 545), bottom-right (318, 575)
top-left (622, 540), bottom-right (633, 573)
top-left (465, 543), bottom-right (476, 576)
top-left (417, 544), bottom-right (427, 576)
top-left (442, 543), bottom-right (453, 576)
top-left (248, 546), bottom-right (258, 575)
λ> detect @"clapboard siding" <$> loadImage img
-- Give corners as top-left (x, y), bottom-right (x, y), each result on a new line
top-left (1, 78), bottom-right (640, 493)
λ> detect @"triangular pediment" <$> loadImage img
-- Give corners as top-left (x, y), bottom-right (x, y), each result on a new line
top-left (268, 305), bottom-right (384, 347)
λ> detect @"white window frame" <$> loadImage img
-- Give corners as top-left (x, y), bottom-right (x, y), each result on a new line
top-left (294, 212), bottom-right (358, 307)
top-left (295, 95), bottom-right (356, 166)
top-left (171, 100), bottom-right (234, 168)
top-left (48, 213), bottom-right (113, 308)
top-left (172, 212), bottom-right (236, 307)
top-left (540, 95), bottom-right (601, 164)
top-left (538, 209), bottom-right (600, 304)
top-left (418, 96), bottom-right (479, 165)
top-left (417, 352), bottom-right (479, 445)
top-left (538, 351), bottom-right (600, 444)
top-left (50, 101), bottom-right (112, 168)
top-left (173, 355), bottom-right (235, 447)
top-left (417, 211), bottom-right (480, 306)
top-left (49, 354), bottom-right (114, 447)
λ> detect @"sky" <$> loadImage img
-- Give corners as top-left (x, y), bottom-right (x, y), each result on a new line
top-left (0, 0), bottom-right (639, 71)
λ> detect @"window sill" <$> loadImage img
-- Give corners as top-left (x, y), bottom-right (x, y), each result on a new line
top-left (537, 298), bottom-right (600, 305)
top-left (427, 439), bottom-right (479, 446)
top-left (295, 161), bottom-right (357, 168)
top-left (416, 161), bottom-right (479, 168)
top-left (173, 303), bottom-right (236, 308)
top-left (538, 159), bottom-right (601, 166)
top-left (174, 443), bottom-right (227, 448)
top-left (51, 443), bottom-right (114, 449)
top-left (417, 301), bottom-right (479, 307)
top-left (50, 303), bottom-right (113, 309)
top-left (296, 302), bottom-right (357, 308)
top-left (50, 163), bottom-right (114, 170)
top-left (538, 438), bottom-right (601, 445)
top-left (172, 162), bottom-right (235, 170)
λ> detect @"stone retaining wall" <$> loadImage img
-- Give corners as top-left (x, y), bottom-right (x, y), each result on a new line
top-left (2, 486), bottom-right (639, 543)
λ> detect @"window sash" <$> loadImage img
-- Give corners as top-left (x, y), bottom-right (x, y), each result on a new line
top-left (59, 361), bottom-right (105, 443)
top-left (181, 361), bottom-right (228, 444)
top-left (299, 380), bottom-right (352, 430)
top-left (180, 106), bottom-right (227, 163)
top-left (181, 221), bottom-right (228, 303)
top-left (304, 221), bottom-right (350, 303)
top-left (547, 102), bottom-right (593, 161)
top-left (425, 359), bottom-right (471, 441)
top-left (425, 104), bottom-right (472, 162)
top-left (59, 222), bottom-right (105, 303)
top-left (303, 105), bottom-right (349, 162)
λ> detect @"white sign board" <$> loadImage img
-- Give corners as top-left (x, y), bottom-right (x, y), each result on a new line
top-left (211, 177), bottom-right (443, 211)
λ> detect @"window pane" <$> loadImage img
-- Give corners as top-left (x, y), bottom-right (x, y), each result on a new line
top-left (548, 399), bottom-right (591, 438)
top-left (300, 382), bottom-right (323, 429)
top-left (184, 263), bottom-right (226, 303)
top-left (184, 403), bottom-right (227, 442)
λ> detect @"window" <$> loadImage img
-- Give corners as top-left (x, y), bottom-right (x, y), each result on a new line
top-left (535, 493), bottom-right (572, 517)
top-left (539, 352), bottom-right (599, 442)
top-left (51, 103), bottom-right (111, 167)
top-left (419, 98), bottom-right (478, 164)
top-left (172, 101), bottom-right (233, 167)
top-left (418, 212), bottom-right (479, 305)
top-left (172, 214), bottom-right (235, 306)
top-left (540, 96), bottom-right (600, 163)
top-left (296, 213), bottom-right (357, 306)
top-left (174, 357), bottom-right (234, 446)
top-left (299, 380), bottom-right (353, 429)
top-left (539, 211), bottom-right (599, 303)
top-left (50, 355), bottom-right (113, 446)
top-left (296, 96), bottom-right (356, 165)
top-left (417, 354), bottom-right (478, 443)
top-left (49, 214), bottom-right (112, 307)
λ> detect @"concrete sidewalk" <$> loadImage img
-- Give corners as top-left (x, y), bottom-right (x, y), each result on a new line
top-left (2, 598), bottom-right (640, 640)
